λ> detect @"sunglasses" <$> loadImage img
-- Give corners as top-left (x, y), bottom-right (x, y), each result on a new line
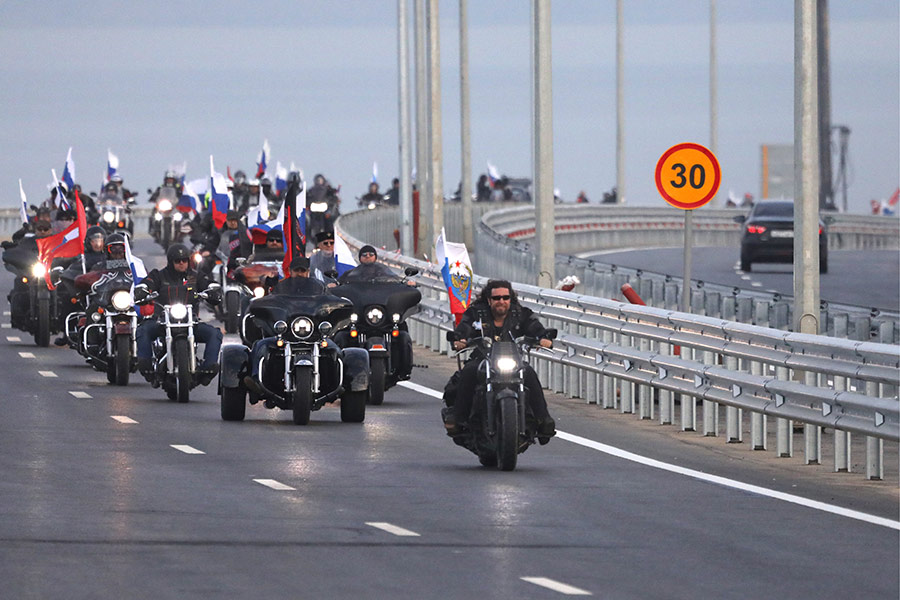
top-left (490, 294), bottom-right (511, 301)
top-left (173, 258), bottom-right (189, 264)
top-left (360, 252), bottom-right (375, 257)
top-left (321, 240), bottom-right (334, 246)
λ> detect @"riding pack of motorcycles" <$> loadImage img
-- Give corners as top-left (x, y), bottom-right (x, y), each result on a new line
top-left (4, 174), bottom-right (556, 470)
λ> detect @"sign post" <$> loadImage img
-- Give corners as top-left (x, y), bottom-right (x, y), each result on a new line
top-left (655, 143), bottom-right (721, 312)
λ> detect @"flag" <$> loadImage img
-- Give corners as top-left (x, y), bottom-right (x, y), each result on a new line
top-left (209, 156), bottom-right (231, 228)
top-left (36, 191), bottom-right (87, 289)
top-left (256, 139), bottom-right (270, 179)
top-left (178, 180), bottom-right (201, 213)
top-left (18, 179), bottom-right (28, 225)
top-left (62, 147), bottom-right (77, 190)
top-left (248, 200), bottom-right (284, 244)
top-left (123, 233), bottom-right (147, 284)
top-left (281, 179), bottom-right (307, 276)
top-left (435, 227), bottom-right (474, 326)
top-left (106, 149), bottom-right (119, 182)
top-left (333, 235), bottom-right (357, 277)
top-left (274, 161), bottom-right (288, 195)
top-left (371, 161), bottom-right (378, 184)
top-left (884, 187), bottom-right (900, 216)
top-left (51, 168), bottom-right (70, 211)
top-left (174, 161), bottom-right (187, 185)
top-left (487, 161), bottom-right (500, 187)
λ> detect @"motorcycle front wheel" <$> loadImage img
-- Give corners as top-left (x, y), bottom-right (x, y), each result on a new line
top-left (367, 356), bottom-right (386, 406)
top-left (340, 390), bottom-right (366, 423)
top-left (496, 396), bottom-right (519, 471)
top-left (292, 366), bottom-right (312, 425)
top-left (174, 337), bottom-right (191, 403)
top-left (221, 385), bottom-right (246, 421)
top-left (113, 334), bottom-right (131, 386)
top-left (35, 296), bottom-right (50, 347)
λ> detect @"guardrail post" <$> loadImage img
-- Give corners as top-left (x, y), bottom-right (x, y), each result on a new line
top-left (803, 370), bottom-right (821, 465)
top-left (601, 328), bottom-right (616, 409)
top-left (776, 365), bottom-right (793, 457)
top-left (725, 355), bottom-right (742, 443)
top-left (638, 336), bottom-right (652, 419)
top-left (702, 349), bottom-right (718, 436)
top-left (620, 331), bottom-right (634, 414)
top-left (681, 343), bottom-right (697, 432)
top-left (865, 380), bottom-right (884, 480)
top-left (750, 359), bottom-right (766, 450)
top-left (831, 314), bottom-right (850, 471)
top-left (658, 341), bottom-right (674, 425)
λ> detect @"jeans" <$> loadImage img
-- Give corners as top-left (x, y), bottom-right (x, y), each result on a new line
top-left (136, 319), bottom-right (222, 367)
top-left (454, 360), bottom-right (550, 424)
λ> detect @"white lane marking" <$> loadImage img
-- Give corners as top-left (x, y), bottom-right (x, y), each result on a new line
top-left (7, 336), bottom-right (21, 342)
top-left (751, 281), bottom-right (762, 287)
top-left (521, 577), bottom-right (592, 595)
top-left (170, 444), bottom-right (205, 455)
top-left (740, 275), bottom-right (752, 280)
top-left (2, 323), bottom-right (12, 328)
top-left (402, 381), bottom-right (900, 531)
top-left (557, 431), bottom-right (900, 531)
top-left (253, 479), bottom-right (295, 491)
top-left (69, 391), bottom-right (92, 399)
top-left (38, 370), bottom-right (57, 378)
top-left (18, 352), bottom-right (35, 358)
top-left (3, 311), bottom-right (10, 315)
top-left (366, 522), bottom-right (421, 537)
top-left (111, 415), bottom-right (138, 424)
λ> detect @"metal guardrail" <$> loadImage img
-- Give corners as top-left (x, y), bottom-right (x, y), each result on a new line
top-left (336, 211), bottom-right (899, 482)
top-left (339, 205), bottom-right (900, 344)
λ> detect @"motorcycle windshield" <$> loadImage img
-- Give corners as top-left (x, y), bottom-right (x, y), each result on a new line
top-left (249, 293), bottom-right (354, 327)
top-left (157, 187), bottom-right (178, 201)
top-left (332, 281), bottom-right (421, 321)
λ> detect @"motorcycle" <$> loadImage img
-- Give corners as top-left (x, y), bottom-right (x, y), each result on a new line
top-left (66, 270), bottom-right (137, 385)
top-left (219, 291), bottom-right (370, 425)
top-left (332, 267), bottom-right (421, 405)
top-left (97, 192), bottom-right (134, 236)
top-left (150, 187), bottom-right (179, 248)
top-left (235, 259), bottom-right (281, 343)
top-left (139, 286), bottom-right (219, 403)
top-left (2, 248), bottom-right (60, 347)
top-left (306, 185), bottom-right (340, 242)
top-left (442, 329), bottom-right (557, 471)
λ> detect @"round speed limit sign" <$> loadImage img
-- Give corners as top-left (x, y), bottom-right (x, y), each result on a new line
top-left (655, 143), bottom-right (721, 210)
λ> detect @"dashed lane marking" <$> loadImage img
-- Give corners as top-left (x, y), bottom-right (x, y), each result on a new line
top-left (38, 370), bottom-right (57, 378)
top-left (7, 336), bottom-right (21, 342)
top-left (111, 416), bottom-right (138, 424)
top-left (170, 444), bottom-right (205, 455)
top-left (253, 479), bottom-right (295, 491)
top-left (521, 577), bottom-right (592, 595)
top-left (18, 352), bottom-right (35, 358)
top-left (365, 522), bottom-right (421, 537)
top-left (69, 391), bottom-right (92, 399)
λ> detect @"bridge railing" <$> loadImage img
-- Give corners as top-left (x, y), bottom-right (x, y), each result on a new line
top-left (336, 208), bottom-right (899, 482)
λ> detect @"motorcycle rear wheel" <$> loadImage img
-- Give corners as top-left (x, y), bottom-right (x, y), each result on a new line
top-left (174, 337), bottom-right (191, 403)
top-left (292, 367), bottom-right (312, 425)
top-left (496, 396), bottom-right (519, 471)
top-left (224, 291), bottom-right (240, 334)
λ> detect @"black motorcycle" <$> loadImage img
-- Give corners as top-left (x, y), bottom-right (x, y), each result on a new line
top-left (219, 292), bottom-right (370, 425)
top-left (2, 248), bottom-right (60, 347)
top-left (97, 192), bottom-right (134, 236)
top-left (332, 268), bottom-right (421, 405)
top-left (306, 186), bottom-right (341, 242)
top-left (149, 187), bottom-right (178, 248)
top-left (443, 329), bottom-right (556, 471)
top-left (68, 270), bottom-right (137, 385)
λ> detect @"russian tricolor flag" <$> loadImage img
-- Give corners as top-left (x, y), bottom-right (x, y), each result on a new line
top-left (18, 179), bottom-right (28, 225)
top-left (435, 227), bottom-right (474, 326)
top-left (256, 139), bottom-right (270, 179)
top-left (106, 149), bottom-right (119, 182)
top-left (51, 168), bottom-right (70, 211)
top-left (62, 147), bottom-right (77, 191)
top-left (209, 156), bottom-right (231, 229)
top-left (333, 235), bottom-right (357, 277)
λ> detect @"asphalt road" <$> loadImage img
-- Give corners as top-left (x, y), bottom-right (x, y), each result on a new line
top-left (583, 247), bottom-right (900, 312)
top-left (1, 239), bottom-right (897, 599)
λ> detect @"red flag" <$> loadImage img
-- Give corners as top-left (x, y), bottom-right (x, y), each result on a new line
top-left (36, 193), bottom-right (87, 289)
top-left (281, 180), bottom-right (306, 276)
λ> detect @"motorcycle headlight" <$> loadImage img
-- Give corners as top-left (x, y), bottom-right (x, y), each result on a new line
top-left (173, 211), bottom-right (183, 222)
top-left (31, 262), bottom-right (47, 278)
top-left (365, 307), bottom-right (385, 326)
top-left (91, 312), bottom-right (103, 323)
top-left (102, 211), bottom-right (116, 223)
top-left (495, 357), bottom-right (518, 373)
top-left (169, 303), bottom-right (188, 320)
top-left (157, 199), bottom-right (173, 212)
top-left (153, 212), bottom-right (163, 221)
top-left (193, 252), bottom-right (203, 265)
top-left (253, 287), bottom-right (265, 298)
top-left (310, 201), bottom-right (328, 213)
top-left (110, 290), bottom-right (132, 311)
top-left (367, 202), bottom-right (377, 210)
top-left (291, 317), bottom-right (314, 339)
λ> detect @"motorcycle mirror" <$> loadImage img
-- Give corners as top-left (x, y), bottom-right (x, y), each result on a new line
top-left (445, 331), bottom-right (457, 342)
top-left (404, 267), bottom-right (419, 277)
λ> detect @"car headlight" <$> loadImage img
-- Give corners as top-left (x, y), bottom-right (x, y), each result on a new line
top-left (102, 211), bottom-right (116, 223)
top-left (157, 199), bottom-right (173, 212)
top-left (291, 317), bottom-right (314, 339)
top-left (31, 262), bottom-right (47, 278)
top-left (253, 287), bottom-right (265, 298)
top-left (365, 307), bottom-right (385, 326)
top-left (169, 303), bottom-right (188, 320)
top-left (110, 290), bottom-right (132, 311)
top-left (310, 201), bottom-right (328, 213)
top-left (495, 357), bottom-right (518, 373)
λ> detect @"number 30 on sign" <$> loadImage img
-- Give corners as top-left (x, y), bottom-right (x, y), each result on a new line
top-left (654, 143), bottom-right (721, 210)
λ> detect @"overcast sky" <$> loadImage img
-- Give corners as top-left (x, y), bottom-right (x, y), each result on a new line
top-left (0, 1), bottom-right (896, 214)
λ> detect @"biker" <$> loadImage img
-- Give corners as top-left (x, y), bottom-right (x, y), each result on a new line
top-left (242, 255), bottom-right (325, 399)
top-left (259, 176), bottom-right (278, 211)
top-left (52, 226), bottom-right (109, 346)
top-left (385, 178), bottom-right (400, 206)
top-left (232, 170), bottom-right (249, 213)
top-left (359, 182), bottom-right (382, 208)
top-left (219, 210), bottom-right (252, 272)
top-left (189, 211), bottom-right (221, 276)
top-left (245, 179), bottom-right (261, 214)
top-left (445, 279), bottom-right (556, 441)
top-left (134, 243), bottom-right (223, 382)
top-left (337, 245), bottom-right (412, 284)
top-left (3, 220), bottom-right (54, 330)
top-left (248, 228), bottom-right (285, 263)
top-left (309, 230), bottom-right (337, 286)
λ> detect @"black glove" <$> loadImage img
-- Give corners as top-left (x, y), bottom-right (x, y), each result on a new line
top-left (133, 284), bottom-right (150, 303)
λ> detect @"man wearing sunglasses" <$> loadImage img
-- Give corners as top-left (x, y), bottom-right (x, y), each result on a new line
top-left (446, 279), bottom-right (556, 442)
top-left (309, 230), bottom-right (337, 285)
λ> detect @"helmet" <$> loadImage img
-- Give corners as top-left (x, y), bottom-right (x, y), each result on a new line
top-left (105, 232), bottom-right (127, 258)
top-left (166, 243), bottom-right (190, 266)
top-left (314, 174), bottom-right (325, 185)
top-left (248, 178), bottom-right (260, 188)
top-left (110, 174), bottom-right (123, 184)
top-left (260, 177), bottom-right (271, 186)
top-left (163, 170), bottom-right (177, 183)
top-left (84, 226), bottom-right (106, 251)
top-left (233, 170), bottom-right (247, 185)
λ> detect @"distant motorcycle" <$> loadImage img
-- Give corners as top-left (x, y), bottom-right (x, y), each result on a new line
top-left (443, 329), bottom-right (556, 471)
top-left (97, 192), bottom-right (134, 236)
top-left (2, 249), bottom-right (60, 347)
top-left (332, 267), bottom-right (421, 405)
top-left (150, 187), bottom-right (179, 248)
